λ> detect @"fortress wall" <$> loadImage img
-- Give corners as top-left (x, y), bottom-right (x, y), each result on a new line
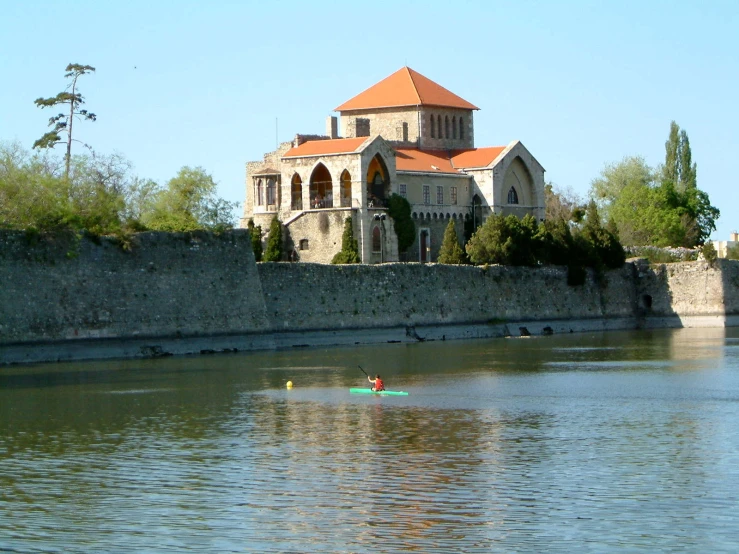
top-left (1, 231), bottom-right (737, 365)
top-left (257, 263), bottom-right (638, 332)
top-left (0, 230), bottom-right (270, 346)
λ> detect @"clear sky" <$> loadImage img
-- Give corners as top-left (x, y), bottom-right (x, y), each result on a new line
top-left (2, 0), bottom-right (737, 240)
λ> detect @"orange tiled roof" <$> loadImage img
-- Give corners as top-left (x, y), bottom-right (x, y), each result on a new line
top-left (335, 67), bottom-right (479, 112)
top-left (395, 149), bottom-right (458, 174)
top-left (451, 147), bottom-right (506, 168)
top-left (395, 147), bottom-right (507, 174)
top-left (282, 137), bottom-right (368, 158)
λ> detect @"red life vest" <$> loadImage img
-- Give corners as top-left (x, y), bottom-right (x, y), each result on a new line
top-left (374, 378), bottom-right (385, 391)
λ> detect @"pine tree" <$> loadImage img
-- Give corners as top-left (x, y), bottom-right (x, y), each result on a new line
top-left (437, 219), bottom-right (466, 264)
top-left (331, 217), bottom-right (360, 264)
top-left (246, 219), bottom-right (263, 261)
top-left (263, 217), bottom-right (283, 261)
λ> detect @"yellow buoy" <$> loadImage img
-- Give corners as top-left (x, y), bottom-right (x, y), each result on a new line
top-left (286, 380), bottom-right (293, 389)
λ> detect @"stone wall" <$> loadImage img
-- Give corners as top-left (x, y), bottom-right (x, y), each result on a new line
top-left (2, 231), bottom-right (738, 364)
top-left (257, 263), bottom-right (638, 332)
top-left (0, 230), bottom-right (270, 346)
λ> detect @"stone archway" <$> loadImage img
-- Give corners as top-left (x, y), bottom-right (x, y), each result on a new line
top-left (291, 173), bottom-right (303, 210)
top-left (340, 169), bottom-right (352, 208)
top-left (502, 157), bottom-right (534, 210)
top-left (309, 163), bottom-right (333, 208)
top-left (366, 154), bottom-right (390, 207)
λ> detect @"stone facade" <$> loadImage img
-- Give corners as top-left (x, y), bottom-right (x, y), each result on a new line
top-left (241, 68), bottom-right (545, 264)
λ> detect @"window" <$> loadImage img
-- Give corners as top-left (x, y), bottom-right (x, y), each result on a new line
top-left (256, 179), bottom-right (264, 205)
top-left (423, 185), bottom-right (430, 204)
top-left (450, 186), bottom-right (457, 205)
top-left (430, 115), bottom-right (435, 138)
top-left (437, 115), bottom-right (442, 138)
top-left (266, 178), bottom-right (276, 205)
top-left (452, 116), bottom-right (457, 139)
top-left (436, 186), bottom-right (444, 205)
top-left (399, 184), bottom-right (407, 198)
top-left (299, 239), bottom-right (309, 251)
top-left (507, 187), bottom-right (519, 204)
top-left (445, 116), bottom-right (450, 138)
top-left (372, 226), bottom-right (382, 253)
top-left (459, 116), bottom-right (464, 140)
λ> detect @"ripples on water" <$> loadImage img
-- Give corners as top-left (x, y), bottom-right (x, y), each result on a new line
top-left (1, 328), bottom-right (739, 552)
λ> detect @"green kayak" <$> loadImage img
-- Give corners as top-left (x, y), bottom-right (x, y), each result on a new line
top-left (349, 388), bottom-right (408, 396)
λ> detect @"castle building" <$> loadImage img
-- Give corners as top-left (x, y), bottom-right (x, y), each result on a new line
top-left (241, 67), bottom-right (545, 263)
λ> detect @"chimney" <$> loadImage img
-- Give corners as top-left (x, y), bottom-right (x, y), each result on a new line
top-left (326, 116), bottom-right (338, 139)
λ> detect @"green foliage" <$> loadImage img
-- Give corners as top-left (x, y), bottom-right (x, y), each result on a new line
top-left (246, 219), bottom-right (263, 262)
top-left (589, 123), bottom-right (718, 248)
top-left (545, 182), bottom-right (585, 223)
top-left (33, 63), bottom-right (97, 179)
top-left (701, 241), bottom-right (718, 266)
top-left (387, 193), bottom-right (415, 252)
top-left (142, 166), bottom-right (237, 233)
top-left (0, 142), bottom-right (237, 237)
top-left (437, 219), bottom-right (467, 264)
top-left (465, 206), bottom-right (624, 279)
top-left (331, 217), bottom-right (360, 264)
top-left (263, 217), bottom-right (283, 261)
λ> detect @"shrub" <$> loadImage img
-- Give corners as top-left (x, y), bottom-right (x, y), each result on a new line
top-left (263, 217), bottom-right (283, 261)
top-left (331, 217), bottom-right (360, 264)
top-left (438, 219), bottom-right (467, 264)
top-left (387, 194), bottom-right (415, 253)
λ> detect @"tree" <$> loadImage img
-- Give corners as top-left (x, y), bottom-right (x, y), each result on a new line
top-left (437, 219), bottom-right (466, 264)
top-left (387, 193), bottom-right (415, 252)
top-left (142, 166), bottom-right (237, 232)
top-left (662, 121), bottom-right (696, 193)
top-left (246, 219), bottom-right (263, 261)
top-left (590, 156), bottom-right (655, 222)
top-left (263, 217), bottom-right (283, 261)
top-left (331, 217), bottom-right (360, 264)
top-left (465, 213), bottom-right (538, 266)
top-left (33, 63), bottom-right (97, 179)
top-left (545, 182), bottom-right (585, 223)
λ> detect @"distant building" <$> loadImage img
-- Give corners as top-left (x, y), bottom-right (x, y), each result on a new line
top-left (241, 67), bottom-right (545, 263)
top-left (713, 232), bottom-right (739, 258)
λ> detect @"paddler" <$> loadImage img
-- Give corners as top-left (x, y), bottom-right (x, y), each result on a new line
top-left (368, 374), bottom-right (385, 392)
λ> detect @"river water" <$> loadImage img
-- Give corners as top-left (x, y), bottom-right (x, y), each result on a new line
top-left (1, 328), bottom-right (739, 553)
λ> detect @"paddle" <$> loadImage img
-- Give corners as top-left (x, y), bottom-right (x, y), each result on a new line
top-left (358, 365), bottom-right (369, 377)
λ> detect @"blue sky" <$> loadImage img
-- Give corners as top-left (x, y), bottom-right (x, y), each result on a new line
top-left (2, 0), bottom-right (737, 240)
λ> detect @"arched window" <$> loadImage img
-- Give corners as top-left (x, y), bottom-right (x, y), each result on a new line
top-left (452, 116), bottom-right (457, 139)
top-left (507, 187), bottom-right (519, 204)
top-left (256, 179), bottom-right (264, 206)
top-left (430, 115), bottom-right (435, 138)
top-left (340, 170), bottom-right (352, 207)
top-left (291, 174), bottom-right (302, 210)
top-left (445, 116), bottom-right (450, 138)
top-left (437, 115), bottom-right (442, 138)
top-left (372, 226), bottom-right (382, 253)
top-left (459, 116), bottom-right (464, 140)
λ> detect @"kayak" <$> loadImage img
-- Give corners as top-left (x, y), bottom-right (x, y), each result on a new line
top-left (349, 388), bottom-right (408, 396)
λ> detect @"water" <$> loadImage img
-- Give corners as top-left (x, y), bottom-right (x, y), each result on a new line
top-left (2, 328), bottom-right (739, 552)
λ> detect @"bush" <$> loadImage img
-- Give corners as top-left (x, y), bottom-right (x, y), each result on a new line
top-left (701, 241), bottom-right (717, 266)
top-left (246, 219), bottom-right (263, 261)
top-left (438, 219), bottom-right (467, 264)
top-left (331, 217), bottom-right (360, 264)
top-left (263, 217), bottom-right (283, 261)
top-left (387, 194), bottom-right (415, 253)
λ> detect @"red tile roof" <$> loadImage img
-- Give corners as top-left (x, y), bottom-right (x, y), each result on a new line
top-left (395, 147), bottom-right (507, 173)
top-left (282, 137), bottom-right (368, 158)
top-left (335, 67), bottom-right (479, 112)
top-left (451, 147), bottom-right (506, 168)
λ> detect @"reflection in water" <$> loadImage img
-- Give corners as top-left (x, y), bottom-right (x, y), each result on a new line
top-left (1, 328), bottom-right (738, 552)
